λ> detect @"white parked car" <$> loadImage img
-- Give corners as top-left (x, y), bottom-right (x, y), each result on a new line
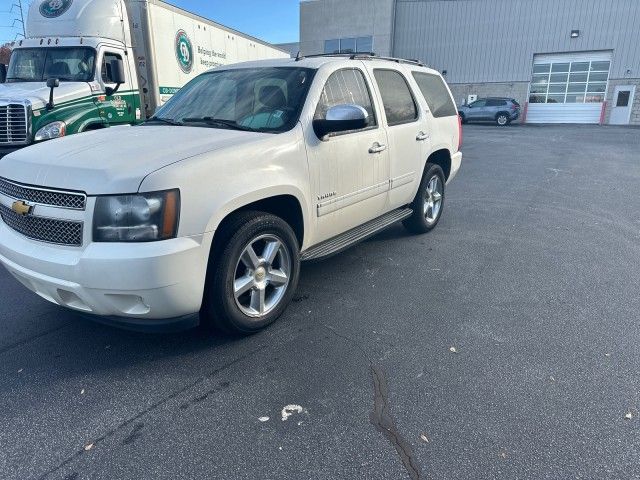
top-left (0, 54), bottom-right (462, 334)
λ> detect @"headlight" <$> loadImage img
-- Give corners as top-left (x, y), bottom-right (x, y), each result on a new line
top-left (93, 190), bottom-right (180, 242)
top-left (34, 121), bottom-right (67, 141)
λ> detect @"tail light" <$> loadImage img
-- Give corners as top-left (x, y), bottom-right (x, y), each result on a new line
top-left (457, 115), bottom-right (463, 151)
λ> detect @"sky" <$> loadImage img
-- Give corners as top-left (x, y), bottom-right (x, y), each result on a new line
top-left (1, 0), bottom-right (300, 45)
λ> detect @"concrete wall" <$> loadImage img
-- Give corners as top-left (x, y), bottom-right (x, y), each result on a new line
top-left (299, 0), bottom-right (395, 56)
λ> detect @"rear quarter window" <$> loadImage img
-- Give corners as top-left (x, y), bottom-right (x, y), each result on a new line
top-left (411, 72), bottom-right (458, 118)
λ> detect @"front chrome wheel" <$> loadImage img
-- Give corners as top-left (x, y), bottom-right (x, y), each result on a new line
top-left (233, 234), bottom-right (291, 318)
top-left (424, 175), bottom-right (443, 225)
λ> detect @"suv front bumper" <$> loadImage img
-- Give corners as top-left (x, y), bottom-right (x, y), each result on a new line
top-left (0, 222), bottom-right (214, 328)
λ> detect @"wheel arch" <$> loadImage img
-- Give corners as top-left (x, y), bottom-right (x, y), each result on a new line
top-left (80, 121), bottom-right (107, 132)
top-left (495, 111), bottom-right (510, 123)
top-left (207, 189), bottom-right (308, 258)
top-left (425, 148), bottom-right (452, 181)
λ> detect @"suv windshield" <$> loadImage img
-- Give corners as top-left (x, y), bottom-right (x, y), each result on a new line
top-left (149, 67), bottom-right (315, 133)
top-left (7, 47), bottom-right (96, 82)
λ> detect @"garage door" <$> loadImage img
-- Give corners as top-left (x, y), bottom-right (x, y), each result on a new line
top-left (527, 51), bottom-right (611, 124)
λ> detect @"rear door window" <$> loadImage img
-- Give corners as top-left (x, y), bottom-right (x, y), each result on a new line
top-left (373, 69), bottom-right (418, 126)
top-left (412, 72), bottom-right (458, 117)
top-left (486, 99), bottom-right (507, 107)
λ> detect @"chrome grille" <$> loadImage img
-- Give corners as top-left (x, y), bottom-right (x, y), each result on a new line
top-left (0, 104), bottom-right (28, 145)
top-left (0, 203), bottom-right (83, 246)
top-left (0, 177), bottom-right (86, 210)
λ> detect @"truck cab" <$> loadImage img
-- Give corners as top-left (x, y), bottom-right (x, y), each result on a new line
top-left (0, 0), bottom-right (139, 158)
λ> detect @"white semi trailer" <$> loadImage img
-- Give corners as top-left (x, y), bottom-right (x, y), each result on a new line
top-left (0, 0), bottom-right (288, 157)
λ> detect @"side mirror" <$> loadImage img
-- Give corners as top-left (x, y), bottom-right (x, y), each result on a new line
top-left (105, 58), bottom-right (125, 96)
top-left (0, 64), bottom-right (6, 84)
top-left (313, 104), bottom-right (369, 140)
top-left (46, 77), bottom-right (60, 110)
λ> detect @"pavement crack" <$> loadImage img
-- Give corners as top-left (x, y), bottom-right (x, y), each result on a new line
top-left (37, 345), bottom-right (267, 480)
top-left (370, 365), bottom-right (423, 480)
top-left (322, 325), bottom-right (423, 480)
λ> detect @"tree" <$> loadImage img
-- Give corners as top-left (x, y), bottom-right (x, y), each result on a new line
top-left (0, 43), bottom-right (13, 65)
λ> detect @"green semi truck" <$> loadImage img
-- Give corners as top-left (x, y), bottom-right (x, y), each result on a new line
top-left (0, 0), bottom-right (288, 158)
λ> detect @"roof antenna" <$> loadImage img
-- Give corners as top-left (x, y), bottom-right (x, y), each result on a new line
top-left (295, 51), bottom-right (302, 61)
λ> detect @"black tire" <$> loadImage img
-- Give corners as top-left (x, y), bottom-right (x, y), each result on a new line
top-left (403, 163), bottom-right (446, 234)
top-left (201, 211), bottom-right (300, 335)
top-left (459, 112), bottom-right (467, 124)
top-left (496, 112), bottom-right (510, 126)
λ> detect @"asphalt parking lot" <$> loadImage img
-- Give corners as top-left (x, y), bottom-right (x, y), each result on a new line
top-left (2, 124), bottom-right (640, 480)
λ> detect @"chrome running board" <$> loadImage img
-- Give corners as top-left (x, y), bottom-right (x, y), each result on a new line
top-left (301, 208), bottom-right (413, 261)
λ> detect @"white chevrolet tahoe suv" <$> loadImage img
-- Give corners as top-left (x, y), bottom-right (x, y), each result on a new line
top-left (0, 54), bottom-right (462, 334)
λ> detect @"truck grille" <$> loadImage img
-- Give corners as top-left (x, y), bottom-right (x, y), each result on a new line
top-left (0, 203), bottom-right (83, 246)
top-left (0, 104), bottom-right (29, 145)
top-left (0, 177), bottom-right (86, 210)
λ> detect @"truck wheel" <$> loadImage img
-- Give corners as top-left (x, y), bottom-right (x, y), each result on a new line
top-left (202, 211), bottom-right (300, 335)
top-left (403, 163), bottom-right (446, 234)
top-left (496, 113), bottom-right (510, 126)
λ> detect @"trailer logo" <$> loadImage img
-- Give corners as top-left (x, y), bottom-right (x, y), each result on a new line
top-left (39, 0), bottom-right (73, 18)
top-left (175, 30), bottom-right (194, 74)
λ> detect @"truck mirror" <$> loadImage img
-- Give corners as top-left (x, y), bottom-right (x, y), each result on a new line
top-left (46, 78), bottom-right (60, 110)
top-left (105, 59), bottom-right (126, 96)
top-left (110, 59), bottom-right (126, 84)
top-left (0, 64), bottom-right (6, 84)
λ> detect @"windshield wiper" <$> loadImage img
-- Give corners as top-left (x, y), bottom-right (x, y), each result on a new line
top-left (145, 117), bottom-right (184, 126)
top-left (6, 77), bottom-right (35, 82)
top-left (182, 117), bottom-right (255, 132)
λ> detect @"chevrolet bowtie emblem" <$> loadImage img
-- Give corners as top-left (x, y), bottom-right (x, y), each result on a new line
top-left (11, 200), bottom-right (33, 216)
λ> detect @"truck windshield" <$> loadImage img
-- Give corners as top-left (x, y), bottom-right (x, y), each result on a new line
top-left (7, 47), bottom-right (96, 83)
top-left (149, 67), bottom-right (316, 133)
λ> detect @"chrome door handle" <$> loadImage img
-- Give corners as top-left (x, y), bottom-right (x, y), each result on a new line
top-left (416, 132), bottom-right (430, 141)
top-left (369, 143), bottom-right (387, 154)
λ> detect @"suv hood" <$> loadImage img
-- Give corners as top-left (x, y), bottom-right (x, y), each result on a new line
top-left (0, 81), bottom-right (92, 111)
top-left (0, 125), bottom-right (271, 194)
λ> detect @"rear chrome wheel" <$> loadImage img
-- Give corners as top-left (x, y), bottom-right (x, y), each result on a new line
top-left (403, 163), bottom-right (446, 234)
top-left (424, 175), bottom-right (444, 225)
top-left (496, 113), bottom-right (509, 126)
top-left (233, 234), bottom-right (291, 318)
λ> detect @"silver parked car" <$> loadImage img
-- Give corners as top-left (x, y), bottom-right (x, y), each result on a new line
top-left (458, 97), bottom-right (521, 126)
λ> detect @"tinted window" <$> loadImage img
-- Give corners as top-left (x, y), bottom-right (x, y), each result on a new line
top-left (412, 72), bottom-right (457, 118)
top-left (314, 68), bottom-right (377, 132)
top-left (102, 52), bottom-right (122, 84)
top-left (340, 38), bottom-right (356, 54)
top-left (373, 69), bottom-right (418, 126)
top-left (356, 36), bottom-right (373, 53)
top-left (486, 99), bottom-right (507, 107)
top-left (470, 100), bottom-right (486, 108)
top-left (324, 39), bottom-right (340, 54)
top-left (616, 90), bottom-right (631, 107)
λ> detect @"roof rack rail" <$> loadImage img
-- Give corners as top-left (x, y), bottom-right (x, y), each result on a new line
top-left (295, 52), bottom-right (425, 67)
